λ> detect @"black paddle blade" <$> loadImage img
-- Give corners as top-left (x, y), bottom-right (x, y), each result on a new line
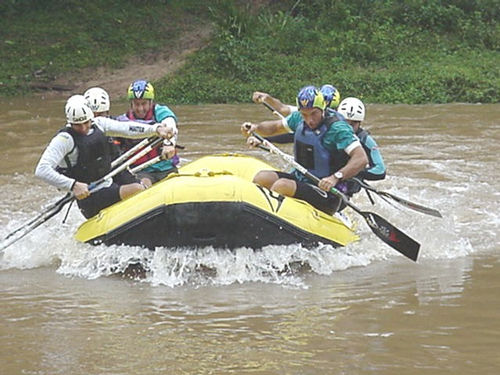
top-left (362, 211), bottom-right (420, 261)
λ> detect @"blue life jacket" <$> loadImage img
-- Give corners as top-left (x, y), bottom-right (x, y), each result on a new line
top-left (294, 113), bottom-right (348, 179)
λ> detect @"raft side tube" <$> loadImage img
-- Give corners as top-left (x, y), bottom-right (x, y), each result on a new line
top-left (88, 201), bottom-right (346, 249)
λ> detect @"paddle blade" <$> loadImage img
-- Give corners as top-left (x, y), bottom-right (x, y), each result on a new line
top-left (362, 211), bottom-right (420, 261)
top-left (1, 194), bottom-right (74, 252)
top-left (380, 192), bottom-right (442, 218)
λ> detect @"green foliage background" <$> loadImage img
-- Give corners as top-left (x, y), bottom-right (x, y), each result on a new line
top-left (1, 0), bottom-right (498, 104)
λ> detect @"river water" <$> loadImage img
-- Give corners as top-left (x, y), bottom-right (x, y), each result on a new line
top-left (0, 97), bottom-right (499, 374)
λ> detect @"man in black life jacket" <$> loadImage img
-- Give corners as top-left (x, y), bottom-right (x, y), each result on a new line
top-left (35, 95), bottom-right (173, 219)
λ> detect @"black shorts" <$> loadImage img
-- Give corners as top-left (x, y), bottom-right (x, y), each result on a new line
top-left (77, 170), bottom-right (140, 219)
top-left (77, 183), bottom-right (122, 219)
top-left (113, 169), bottom-right (140, 185)
top-left (275, 171), bottom-right (342, 215)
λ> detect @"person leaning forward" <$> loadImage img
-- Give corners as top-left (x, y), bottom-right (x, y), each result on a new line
top-left (253, 84), bottom-right (341, 145)
top-left (35, 94), bottom-right (173, 219)
top-left (241, 85), bottom-right (368, 215)
top-left (115, 80), bottom-right (179, 187)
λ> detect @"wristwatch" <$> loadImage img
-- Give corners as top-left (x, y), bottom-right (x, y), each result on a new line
top-left (334, 171), bottom-right (343, 180)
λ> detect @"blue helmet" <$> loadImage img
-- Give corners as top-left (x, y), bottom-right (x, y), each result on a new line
top-left (127, 80), bottom-right (155, 100)
top-left (296, 85), bottom-right (326, 110)
top-left (320, 84), bottom-right (340, 108)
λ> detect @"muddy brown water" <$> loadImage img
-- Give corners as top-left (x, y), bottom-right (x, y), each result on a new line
top-left (1, 97), bottom-right (499, 374)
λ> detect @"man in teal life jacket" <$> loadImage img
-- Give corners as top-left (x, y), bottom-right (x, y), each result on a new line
top-left (337, 97), bottom-right (386, 182)
top-left (241, 85), bottom-right (368, 214)
top-left (115, 80), bottom-right (179, 187)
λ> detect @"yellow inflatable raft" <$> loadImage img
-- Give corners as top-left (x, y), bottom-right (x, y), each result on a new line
top-left (74, 154), bottom-right (359, 249)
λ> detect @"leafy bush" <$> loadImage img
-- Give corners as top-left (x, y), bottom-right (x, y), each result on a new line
top-left (1, 0), bottom-right (499, 103)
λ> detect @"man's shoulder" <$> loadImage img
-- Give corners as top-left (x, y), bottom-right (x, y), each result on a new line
top-left (286, 111), bottom-right (303, 131)
top-left (323, 117), bottom-right (357, 148)
top-left (154, 103), bottom-right (176, 120)
top-left (48, 127), bottom-right (75, 153)
top-left (326, 119), bottom-right (354, 134)
top-left (55, 127), bottom-right (73, 141)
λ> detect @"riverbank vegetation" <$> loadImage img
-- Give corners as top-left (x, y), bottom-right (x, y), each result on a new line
top-left (1, 0), bottom-right (498, 103)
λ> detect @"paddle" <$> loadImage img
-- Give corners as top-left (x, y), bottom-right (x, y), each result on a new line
top-left (0, 137), bottom-right (164, 252)
top-left (249, 132), bottom-right (420, 262)
top-left (262, 101), bottom-right (286, 119)
top-left (111, 137), bottom-right (152, 168)
top-left (260, 101), bottom-right (441, 218)
top-left (352, 177), bottom-right (442, 218)
top-left (111, 137), bottom-right (185, 168)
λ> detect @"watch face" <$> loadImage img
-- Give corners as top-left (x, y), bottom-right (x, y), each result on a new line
top-left (335, 171), bottom-right (343, 179)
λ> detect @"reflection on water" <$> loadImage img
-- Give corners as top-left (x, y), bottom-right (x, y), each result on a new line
top-left (0, 97), bottom-right (499, 374)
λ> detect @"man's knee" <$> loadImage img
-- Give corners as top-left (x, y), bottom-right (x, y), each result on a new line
top-left (140, 177), bottom-right (152, 188)
top-left (119, 182), bottom-right (145, 200)
top-left (271, 178), bottom-right (296, 196)
top-left (253, 170), bottom-right (278, 189)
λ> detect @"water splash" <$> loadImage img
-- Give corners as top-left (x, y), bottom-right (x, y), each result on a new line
top-left (0, 165), bottom-right (494, 287)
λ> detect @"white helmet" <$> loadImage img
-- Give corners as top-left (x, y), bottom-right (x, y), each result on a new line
top-left (338, 97), bottom-right (365, 121)
top-left (84, 87), bottom-right (110, 113)
top-left (65, 95), bottom-right (94, 124)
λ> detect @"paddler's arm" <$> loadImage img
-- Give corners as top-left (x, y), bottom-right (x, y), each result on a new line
top-left (252, 91), bottom-right (296, 117)
top-left (94, 116), bottom-right (170, 140)
top-left (35, 131), bottom-right (77, 191)
top-left (34, 131), bottom-right (90, 199)
top-left (240, 117), bottom-right (290, 137)
top-left (318, 144), bottom-right (369, 192)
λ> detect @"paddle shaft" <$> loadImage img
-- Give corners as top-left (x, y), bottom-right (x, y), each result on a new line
top-left (89, 137), bottom-right (163, 189)
top-left (1, 137), bottom-right (164, 252)
top-left (250, 132), bottom-right (420, 261)
top-left (352, 177), bottom-right (442, 218)
top-left (262, 101), bottom-right (286, 120)
top-left (262, 101), bottom-right (441, 218)
top-left (0, 194), bottom-right (74, 251)
top-left (111, 137), bottom-right (151, 168)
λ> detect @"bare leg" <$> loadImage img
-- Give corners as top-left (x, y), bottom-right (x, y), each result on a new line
top-left (119, 183), bottom-right (145, 200)
top-left (140, 177), bottom-right (152, 188)
top-left (270, 178), bottom-right (297, 197)
top-left (253, 170), bottom-right (280, 189)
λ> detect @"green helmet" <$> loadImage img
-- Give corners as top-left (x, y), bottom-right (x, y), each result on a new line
top-left (127, 80), bottom-right (155, 100)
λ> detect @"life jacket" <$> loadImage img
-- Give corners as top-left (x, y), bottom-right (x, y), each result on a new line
top-left (356, 127), bottom-right (374, 168)
top-left (294, 112), bottom-right (349, 179)
top-left (115, 105), bottom-right (159, 166)
top-left (58, 125), bottom-right (112, 183)
top-left (337, 127), bottom-right (373, 196)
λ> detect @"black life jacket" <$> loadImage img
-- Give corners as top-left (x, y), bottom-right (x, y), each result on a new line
top-left (59, 125), bottom-right (112, 183)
